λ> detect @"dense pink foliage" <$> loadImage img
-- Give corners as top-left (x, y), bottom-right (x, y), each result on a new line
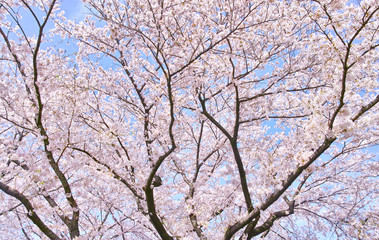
top-left (0, 0), bottom-right (378, 239)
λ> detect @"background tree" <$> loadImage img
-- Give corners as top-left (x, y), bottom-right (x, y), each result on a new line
top-left (0, 0), bottom-right (378, 239)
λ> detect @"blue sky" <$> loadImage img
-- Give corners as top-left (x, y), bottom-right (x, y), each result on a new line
top-left (60, 0), bottom-right (86, 21)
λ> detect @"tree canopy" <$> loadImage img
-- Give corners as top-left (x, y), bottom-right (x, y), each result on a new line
top-left (0, 0), bottom-right (378, 239)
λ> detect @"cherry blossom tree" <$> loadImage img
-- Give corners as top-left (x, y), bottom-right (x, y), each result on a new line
top-left (0, 0), bottom-right (378, 239)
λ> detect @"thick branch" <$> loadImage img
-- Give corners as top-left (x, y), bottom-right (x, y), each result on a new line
top-left (0, 182), bottom-right (61, 240)
top-left (247, 198), bottom-right (295, 239)
top-left (351, 94), bottom-right (379, 122)
top-left (199, 91), bottom-right (253, 212)
top-left (224, 208), bottom-right (260, 240)
top-left (224, 136), bottom-right (335, 239)
top-left (25, 1), bottom-right (80, 238)
top-left (143, 76), bottom-right (176, 240)
top-left (260, 137), bottom-right (336, 211)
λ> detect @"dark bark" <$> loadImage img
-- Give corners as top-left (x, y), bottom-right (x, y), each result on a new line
top-left (0, 182), bottom-right (61, 240)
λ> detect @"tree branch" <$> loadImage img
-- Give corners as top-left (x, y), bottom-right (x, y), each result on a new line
top-left (0, 182), bottom-right (61, 240)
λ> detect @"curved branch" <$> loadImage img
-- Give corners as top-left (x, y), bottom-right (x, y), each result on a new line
top-left (247, 197), bottom-right (295, 239)
top-left (143, 75), bottom-right (176, 240)
top-left (0, 182), bottom-right (61, 240)
top-left (351, 94), bottom-right (379, 122)
top-left (73, 147), bottom-right (143, 200)
top-left (199, 89), bottom-right (253, 212)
